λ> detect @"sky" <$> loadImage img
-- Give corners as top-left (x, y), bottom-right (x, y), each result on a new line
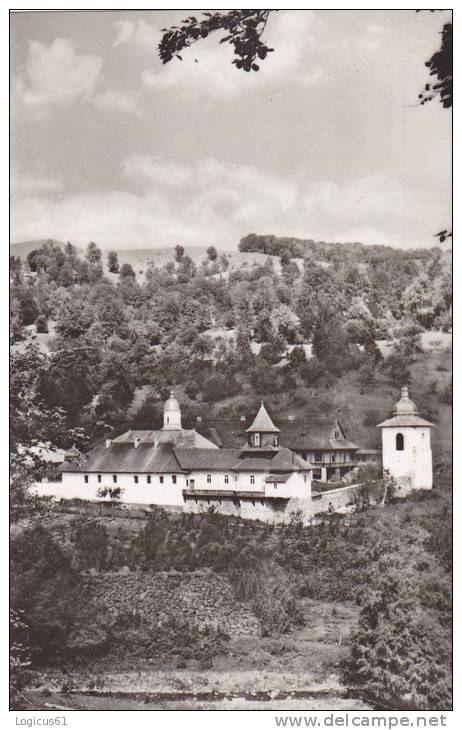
top-left (10, 9), bottom-right (452, 251)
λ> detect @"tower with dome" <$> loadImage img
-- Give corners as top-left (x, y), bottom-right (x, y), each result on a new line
top-left (377, 386), bottom-right (433, 491)
top-left (162, 389), bottom-right (183, 431)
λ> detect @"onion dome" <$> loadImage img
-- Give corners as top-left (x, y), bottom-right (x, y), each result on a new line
top-left (164, 389), bottom-right (180, 413)
top-left (376, 385), bottom-right (433, 428)
top-left (393, 386), bottom-right (419, 416)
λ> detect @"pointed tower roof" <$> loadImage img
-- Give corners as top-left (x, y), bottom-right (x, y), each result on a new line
top-left (245, 402), bottom-right (280, 433)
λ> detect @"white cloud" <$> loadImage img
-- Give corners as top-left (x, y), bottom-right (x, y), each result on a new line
top-left (123, 154), bottom-right (192, 187)
top-left (11, 169), bottom-right (62, 196)
top-left (142, 11), bottom-right (322, 99)
top-left (93, 90), bottom-right (139, 115)
top-left (11, 156), bottom-right (439, 250)
top-left (113, 20), bottom-right (160, 50)
top-left (16, 38), bottom-right (102, 106)
top-left (113, 20), bottom-right (134, 48)
top-left (340, 23), bottom-right (386, 54)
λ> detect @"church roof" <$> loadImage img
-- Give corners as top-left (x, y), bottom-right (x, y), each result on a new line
top-left (112, 429), bottom-right (217, 449)
top-left (279, 419), bottom-right (359, 450)
top-left (194, 416), bottom-right (358, 451)
top-left (63, 442), bottom-right (314, 475)
top-left (58, 443), bottom-right (186, 474)
top-left (194, 417), bottom-right (358, 451)
top-left (245, 403), bottom-right (280, 433)
top-left (174, 448), bottom-right (241, 471)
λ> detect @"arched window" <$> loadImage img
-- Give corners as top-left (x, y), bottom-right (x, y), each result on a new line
top-left (254, 433), bottom-right (260, 447)
top-left (273, 434), bottom-right (279, 447)
top-left (396, 433), bottom-right (404, 451)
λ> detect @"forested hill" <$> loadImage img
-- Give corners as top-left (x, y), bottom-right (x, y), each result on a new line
top-left (239, 233), bottom-right (448, 264)
top-left (10, 238), bottom-right (451, 468)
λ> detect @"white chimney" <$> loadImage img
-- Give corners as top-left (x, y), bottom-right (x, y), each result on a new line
top-left (240, 415), bottom-right (246, 422)
top-left (154, 437), bottom-right (159, 448)
top-left (134, 437), bottom-right (141, 448)
top-left (196, 416), bottom-right (202, 422)
top-left (105, 439), bottom-right (112, 448)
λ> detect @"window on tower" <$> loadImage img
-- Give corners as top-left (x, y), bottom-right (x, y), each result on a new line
top-left (396, 433), bottom-right (404, 451)
top-left (254, 433), bottom-right (260, 447)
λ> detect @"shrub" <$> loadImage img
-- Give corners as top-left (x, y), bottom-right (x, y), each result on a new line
top-left (34, 315), bottom-right (48, 334)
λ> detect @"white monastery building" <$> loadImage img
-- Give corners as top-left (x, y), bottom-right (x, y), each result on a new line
top-left (34, 386), bottom-right (433, 520)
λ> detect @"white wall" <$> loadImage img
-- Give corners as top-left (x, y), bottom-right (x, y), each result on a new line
top-left (186, 470), bottom-right (265, 492)
top-left (35, 468), bottom-right (312, 507)
top-left (186, 470), bottom-right (311, 499)
top-left (37, 471), bottom-right (187, 506)
top-left (381, 426), bottom-right (432, 490)
top-left (264, 471), bottom-right (311, 499)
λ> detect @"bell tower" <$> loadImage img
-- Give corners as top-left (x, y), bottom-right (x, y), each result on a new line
top-left (162, 390), bottom-right (182, 431)
top-left (245, 402), bottom-right (280, 449)
top-left (377, 386), bottom-right (433, 491)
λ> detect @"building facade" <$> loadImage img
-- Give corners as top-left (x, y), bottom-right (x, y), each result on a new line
top-left (41, 395), bottom-right (314, 522)
top-left (377, 386), bottom-right (433, 491)
top-left (33, 386), bottom-right (433, 520)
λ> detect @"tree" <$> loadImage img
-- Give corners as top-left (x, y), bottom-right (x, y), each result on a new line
top-left (34, 314), bottom-right (48, 334)
top-left (383, 350), bottom-right (411, 387)
top-left (159, 10), bottom-right (274, 73)
top-left (177, 255), bottom-right (197, 283)
top-left (358, 360), bottom-right (375, 391)
top-left (418, 15), bottom-right (452, 109)
top-left (174, 244), bottom-right (185, 262)
top-left (86, 241), bottom-right (102, 264)
top-left (119, 262), bottom-right (136, 279)
top-left (55, 299), bottom-right (93, 339)
top-left (345, 553), bottom-right (451, 709)
top-left (259, 333), bottom-right (287, 365)
top-left (417, 12), bottom-right (452, 243)
top-left (206, 245), bottom-right (218, 261)
top-left (10, 345), bottom-right (67, 450)
top-left (107, 251), bottom-right (119, 273)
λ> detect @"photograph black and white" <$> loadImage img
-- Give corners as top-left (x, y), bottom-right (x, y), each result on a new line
top-left (10, 6), bottom-right (452, 716)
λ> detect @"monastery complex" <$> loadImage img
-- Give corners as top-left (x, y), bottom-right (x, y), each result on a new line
top-left (34, 386), bottom-right (433, 522)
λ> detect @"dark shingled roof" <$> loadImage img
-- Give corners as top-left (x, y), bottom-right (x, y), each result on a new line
top-left (58, 443), bottom-right (186, 474)
top-left (175, 447), bottom-right (310, 472)
top-left (174, 448), bottom-right (242, 471)
top-left (194, 418), bottom-right (358, 451)
top-left (112, 428), bottom-right (217, 448)
top-left (60, 443), bottom-right (313, 475)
